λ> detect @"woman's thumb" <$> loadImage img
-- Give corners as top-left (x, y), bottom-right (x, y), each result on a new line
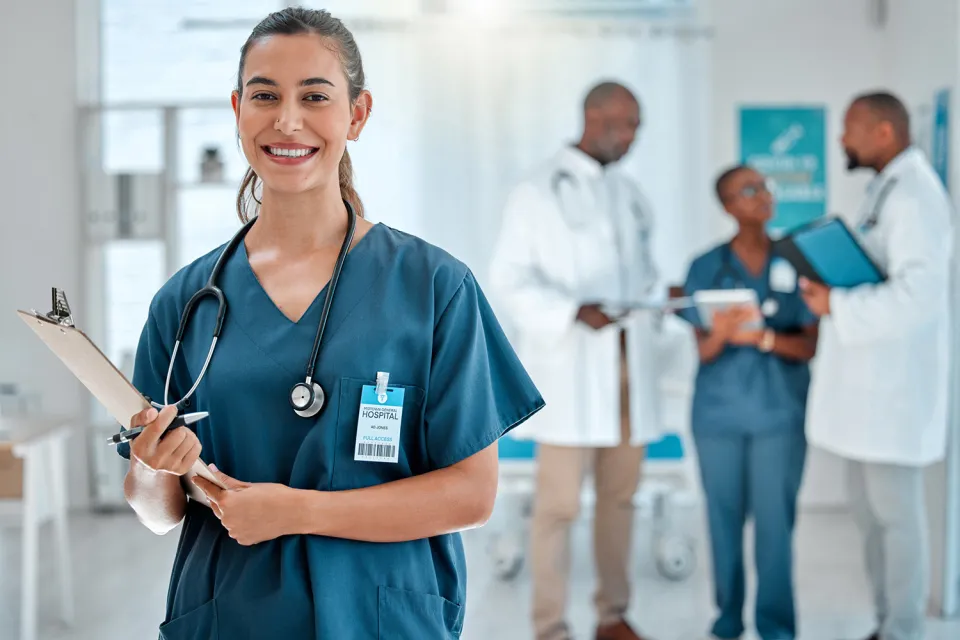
top-left (209, 464), bottom-right (249, 489)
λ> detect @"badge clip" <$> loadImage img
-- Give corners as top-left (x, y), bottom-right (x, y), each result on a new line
top-left (375, 371), bottom-right (390, 404)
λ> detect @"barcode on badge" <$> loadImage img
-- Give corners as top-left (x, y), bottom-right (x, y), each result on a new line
top-left (356, 442), bottom-right (397, 460)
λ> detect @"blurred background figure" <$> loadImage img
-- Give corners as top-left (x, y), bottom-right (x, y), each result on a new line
top-left (489, 81), bottom-right (663, 640)
top-left (801, 91), bottom-right (954, 640)
top-left (676, 166), bottom-right (818, 640)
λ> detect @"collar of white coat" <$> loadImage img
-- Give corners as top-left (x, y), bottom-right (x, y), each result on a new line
top-left (556, 145), bottom-right (606, 177)
top-left (866, 145), bottom-right (921, 194)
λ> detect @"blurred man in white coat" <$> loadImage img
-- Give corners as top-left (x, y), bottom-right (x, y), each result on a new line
top-left (489, 82), bottom-right (662, 640)
top-left (800, 91), bottom-right (953, 640)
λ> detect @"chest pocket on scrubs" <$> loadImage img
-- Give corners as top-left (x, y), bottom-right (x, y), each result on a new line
top-left (332, 377), bottom-right (426, 491)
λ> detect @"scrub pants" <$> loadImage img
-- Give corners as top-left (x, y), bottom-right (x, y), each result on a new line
top-left (846, 460), bottom-right (928, 640)
top-left (694, 429), bottom-right (807, 640)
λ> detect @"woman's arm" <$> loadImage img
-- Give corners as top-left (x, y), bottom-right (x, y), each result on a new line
top-left (768, 324), bottom-right (819, 361)
top-left (729, 324), bottom-right (819, 362)
top-left (292, 443), bottom-right (499, 542)
top-left (124, 460), bottom-right (188, 534)
top-left (696, 329), bottom-right (728, 363)
top-left (123, 405), bottom-right (202, 534)
top-left (193, 442), bottom-right (501, 546)
top-left (696, 306), bottom-right (756, 363)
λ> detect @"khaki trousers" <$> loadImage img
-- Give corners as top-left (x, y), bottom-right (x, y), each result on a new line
top-left (531, 334), bottom-right (645, 640)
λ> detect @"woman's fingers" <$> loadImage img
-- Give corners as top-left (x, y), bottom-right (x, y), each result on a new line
top-left (169, 433), bottom-right (202, 475)
top-left (129, 407), bottom-right (159, 429)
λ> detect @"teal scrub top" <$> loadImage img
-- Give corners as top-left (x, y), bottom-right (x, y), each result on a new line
top-left (118, 222), bottom-right (545, 639)
top-left (677, 243), bottom-right (816, 436)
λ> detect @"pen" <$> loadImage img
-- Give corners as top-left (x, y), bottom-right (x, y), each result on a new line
top-left (106, 411), bottom-right (209, 446)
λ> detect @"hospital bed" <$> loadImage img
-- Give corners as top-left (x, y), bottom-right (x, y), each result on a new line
top-left (488, 320), bottom-right (700, 582)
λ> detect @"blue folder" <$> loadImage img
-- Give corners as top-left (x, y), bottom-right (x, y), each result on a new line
top-left (772, 216), bottom-right (886, 288)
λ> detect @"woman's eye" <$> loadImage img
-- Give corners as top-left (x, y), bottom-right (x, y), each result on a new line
top-left (251, 93), bottom-right (276, 101)
top-left (305, 94), bottom-right (328, 102)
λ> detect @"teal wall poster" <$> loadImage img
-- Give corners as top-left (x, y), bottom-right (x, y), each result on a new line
top-left (932, 88), bottom-right (950, 191)
top-left (739, 106), bottom-right (827, 233)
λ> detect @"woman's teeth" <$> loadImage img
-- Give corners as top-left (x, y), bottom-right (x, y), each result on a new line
top-left (266, 147), bottom-right (316, 157)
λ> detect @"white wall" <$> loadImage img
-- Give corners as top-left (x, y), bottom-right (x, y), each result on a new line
top-left (0, 0), bottom-right (89, 509)
top-left (883, 0), bottom-right (959, 115)
top-left (707, 0), bottom-right (888, 508)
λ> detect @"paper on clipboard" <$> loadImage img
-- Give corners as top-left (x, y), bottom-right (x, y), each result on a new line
top-left (15, 308), bottom-right (226, 504)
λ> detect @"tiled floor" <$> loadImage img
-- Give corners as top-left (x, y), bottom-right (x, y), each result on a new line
top-left (1, 502), bottom-right (959, 640)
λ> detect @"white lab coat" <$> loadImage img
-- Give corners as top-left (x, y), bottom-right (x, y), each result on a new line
top-left (488, 146), bottom-right (664, 447)
top-left (806, 147), bottom-right (954, 466)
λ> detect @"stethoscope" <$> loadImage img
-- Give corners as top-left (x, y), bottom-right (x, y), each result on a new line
top-left (551, 168), bottom-right (649, 230)
top-left (164, 201), bottom-right (357, 419)
top-left (858, 176), bottom-right (899, 233)
top-left (713, 243), bottom-right (780, 318)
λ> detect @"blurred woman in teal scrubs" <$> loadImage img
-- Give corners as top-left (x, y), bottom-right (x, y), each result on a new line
top-left (116, 8), bottom-right (543, 639)
top-left (677, 165), bottom-right (818, 640)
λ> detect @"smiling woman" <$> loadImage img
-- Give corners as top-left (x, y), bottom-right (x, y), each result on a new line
top-left (232, 10), bottom-right (370, 221)
top-left (117, 7), bottom-right (544, 640)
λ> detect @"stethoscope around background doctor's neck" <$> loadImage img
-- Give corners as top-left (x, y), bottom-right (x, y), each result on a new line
top-left (712, 243), bottom-right (783, 318)
top-left (857, 176), bottom-right (899, 233)
top-left (162, 201), bottom-right (357, 420)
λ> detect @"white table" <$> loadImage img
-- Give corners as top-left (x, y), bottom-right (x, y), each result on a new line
top-left (0, 416), bottom-right (75, 640)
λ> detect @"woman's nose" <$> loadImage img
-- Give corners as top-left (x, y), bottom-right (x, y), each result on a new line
top-left (274, 103), bottom-right (304, 134)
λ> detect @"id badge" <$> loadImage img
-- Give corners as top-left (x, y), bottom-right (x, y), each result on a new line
top-left (354, 384), bottom-right (404, 463)
top-left (769, 257), bottom-right (797, 293)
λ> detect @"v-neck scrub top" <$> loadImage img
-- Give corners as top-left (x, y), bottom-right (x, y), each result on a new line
top-left (118, 222), bottom-right (545, 639)
top-left (677, 243), bottom-right (816, 437)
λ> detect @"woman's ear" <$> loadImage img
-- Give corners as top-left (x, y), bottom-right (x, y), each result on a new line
top-left (347, 90), bottom-right (373, 142)
top-left (231, 91), bottom-right (241, 127)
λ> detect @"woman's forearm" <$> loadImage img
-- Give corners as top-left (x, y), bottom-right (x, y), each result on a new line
top-left (289, 464), bottom-right (497, 543)
top-left (697, 332), bottom-right (728, 363)
top-left (770, 332), bottom-right (817, 361)
top-left (123, 459), bottom-right (188, 535)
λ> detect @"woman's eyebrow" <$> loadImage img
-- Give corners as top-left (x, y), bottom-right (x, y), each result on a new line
top-left (244, 76), bottom-right (335, 88)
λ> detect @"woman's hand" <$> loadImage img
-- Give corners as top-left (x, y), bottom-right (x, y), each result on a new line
top-left (128, 405), bottom-right (202, 477)
top-left (728, 329), bottom-right (764, 347)
top-left (192, 467), bottom-right (298, 546)
top-left (710, 306), bottom-right (759, 341)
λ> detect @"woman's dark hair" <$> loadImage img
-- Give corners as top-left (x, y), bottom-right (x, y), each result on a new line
top-left (235, 7), bottom-right (366, 222)
top-left (714, 164), bottom-right (749, 203)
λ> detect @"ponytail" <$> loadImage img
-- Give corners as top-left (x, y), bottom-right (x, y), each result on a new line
top-left (236, 167), bottom-right (261, 223)
top-left (338, 148), bottom-right (364, 218)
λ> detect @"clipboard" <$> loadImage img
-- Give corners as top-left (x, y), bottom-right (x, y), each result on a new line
top-left (16, 294), bottom-right (225, 505)
top-left (772, 215), bottom-right (887, 287)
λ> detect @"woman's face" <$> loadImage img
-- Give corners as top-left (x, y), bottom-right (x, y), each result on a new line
top-left (722, 168), bottom-right (774, 226)
top-left (232, 33), bottom-right (370, 196)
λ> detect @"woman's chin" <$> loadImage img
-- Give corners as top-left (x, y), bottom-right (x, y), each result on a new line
top-left (255, 174), bottom-right (328, 197)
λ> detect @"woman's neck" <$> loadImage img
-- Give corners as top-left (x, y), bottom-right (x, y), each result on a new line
top-left (731, 225), bottom-right (769, 254)
top-left (249, 185), bottom-right (349, 255)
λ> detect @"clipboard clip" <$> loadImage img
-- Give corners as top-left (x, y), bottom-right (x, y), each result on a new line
top-left (44, 287), bottom-right (75, 328)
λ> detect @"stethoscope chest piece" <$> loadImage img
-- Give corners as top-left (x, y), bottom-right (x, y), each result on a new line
top-left (290, 381), bottom-right (325, 418)
top-left (761, 298), bottom-right (780, 317)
